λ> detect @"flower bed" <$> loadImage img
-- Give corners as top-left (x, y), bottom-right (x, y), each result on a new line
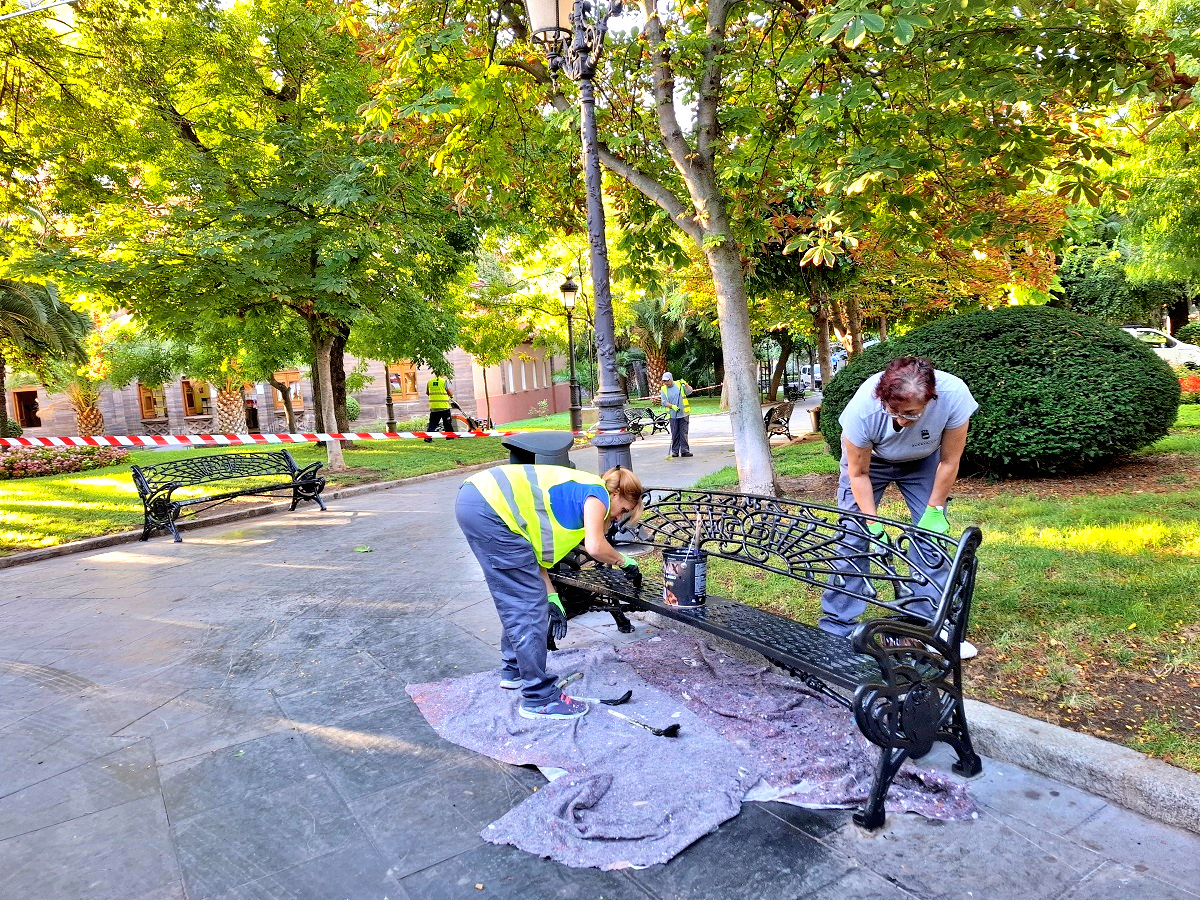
top-left (0, 446), bottom-right (131, 480)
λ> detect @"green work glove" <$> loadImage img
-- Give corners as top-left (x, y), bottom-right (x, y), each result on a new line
top-left (619, 553), bottom-right (643, 587)
top-left (548, 592), bottom-right (568, 643)
top-left (918, 506), bottom-right (951, 535)
top-left (866, 520), bottom-right (890, 548)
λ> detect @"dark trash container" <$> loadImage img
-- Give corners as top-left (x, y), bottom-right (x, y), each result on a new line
top-left (502, 432), bottom-right (576, 469)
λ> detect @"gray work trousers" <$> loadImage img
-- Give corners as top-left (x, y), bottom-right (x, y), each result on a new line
top-left (455, 483), bottom-right (557, 706)
top-left (818, 451), bottom-right (945, 637)
top-left (669, 416), bottom-right (690, 456)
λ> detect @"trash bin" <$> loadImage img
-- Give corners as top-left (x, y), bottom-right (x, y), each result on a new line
top-left (501, 432), bottom-right (576, 468)
top-left (808, 405), bottom-right (821, 434)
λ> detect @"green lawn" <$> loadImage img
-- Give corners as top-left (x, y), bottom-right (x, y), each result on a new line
top-left (0, 439), bottom-right (506, 555)
top-left (686, 408), bottom-right (1200, 772)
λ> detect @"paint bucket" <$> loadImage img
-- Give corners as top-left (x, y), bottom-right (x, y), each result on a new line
top-left (662, 547), bottom-right (708, 607)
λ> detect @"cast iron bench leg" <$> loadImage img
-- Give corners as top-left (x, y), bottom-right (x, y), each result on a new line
top-left (855, 746), bottom-right (908, 830)
top-left (167, 506), bottom-right (184, 543)
top-left (945, 698), bottom-right (984, 777)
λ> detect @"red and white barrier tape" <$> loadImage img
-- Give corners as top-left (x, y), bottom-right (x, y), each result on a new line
top-left (0, 430), bottom-right (526, 449)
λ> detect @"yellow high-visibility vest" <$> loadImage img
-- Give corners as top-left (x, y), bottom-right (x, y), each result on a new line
top-left (467, 464), bottom-right (608, 567)
top-left (661, 382), bottom-right (690, 415)
top-left (427, 376), bottom-right (451, 410)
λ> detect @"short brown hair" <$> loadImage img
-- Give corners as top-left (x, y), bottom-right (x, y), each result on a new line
top-left (602, 466), bottom-right (645, 525)
top-left (875, 356), bottom-right (938, 407)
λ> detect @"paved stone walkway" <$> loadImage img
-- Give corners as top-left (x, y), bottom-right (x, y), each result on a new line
top-left (1, 413), bottom-right (1197, 898)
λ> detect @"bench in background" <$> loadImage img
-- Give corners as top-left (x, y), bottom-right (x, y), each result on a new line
top-left (132, 449), bottom-right (326, 542)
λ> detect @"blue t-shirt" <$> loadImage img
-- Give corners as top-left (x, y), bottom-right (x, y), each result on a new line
top-left (839, 370), bottom-right (978, 464)
top-left (548, 481), bottom-right (610, 529)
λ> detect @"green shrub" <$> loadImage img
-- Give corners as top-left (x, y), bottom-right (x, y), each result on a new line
top-left (2, 418), bottom-right (22, 438)
top-left (0, 445), bottom-right (130, 480)
top-left (346, 396), bottom-right (361, 422)
top-left (820, 307), bottom-right (1181, 477)
top-left (1176, 322), bottom-right (1200, 345)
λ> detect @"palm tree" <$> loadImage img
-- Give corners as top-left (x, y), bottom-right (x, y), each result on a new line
top-left (630, 294), bottom-right (690, 386)
top-left (0, 280), bottom-right (91, 438)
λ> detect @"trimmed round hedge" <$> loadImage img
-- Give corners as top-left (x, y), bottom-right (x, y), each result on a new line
top-left (1176, 322), bottom-right (1200, 346)
top-left (820, 307), bottom-right (1181, 477)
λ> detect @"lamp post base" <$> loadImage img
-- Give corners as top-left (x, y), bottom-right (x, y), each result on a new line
top-left (592, 388), bottom-right (633, 470)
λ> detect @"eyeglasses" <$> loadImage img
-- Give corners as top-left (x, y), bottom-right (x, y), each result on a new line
top-left (885, 406), bottom-right (925, 422)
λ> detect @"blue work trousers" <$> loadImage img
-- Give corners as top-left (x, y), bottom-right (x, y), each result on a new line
top-left (669, 416), bottom-right (690, 456)
top-left (455, 483), bottom-right (558, 706)
top-left (819, 452), bottom-right (945, 637)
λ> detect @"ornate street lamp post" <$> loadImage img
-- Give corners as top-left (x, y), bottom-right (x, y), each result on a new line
top-left (559, 276), bottom-right (584, 435)
top-left (383, 366), bottom-right (397, 432)
top-left (525, 0), bottom-right (633, 470)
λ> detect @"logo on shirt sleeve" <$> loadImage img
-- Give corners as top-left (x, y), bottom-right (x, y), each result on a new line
top-left (921, 429), bottom-right (930, 440)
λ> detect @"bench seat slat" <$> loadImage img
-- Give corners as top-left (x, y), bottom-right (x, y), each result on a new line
top-left (554, 567), bottom-right (883, 692)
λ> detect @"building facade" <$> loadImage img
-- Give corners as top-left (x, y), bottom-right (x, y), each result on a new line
top-left (5, 343), bottom-right (572, 437)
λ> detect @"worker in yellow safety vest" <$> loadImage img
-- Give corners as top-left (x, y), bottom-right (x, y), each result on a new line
top-left (423, 374), bottom-right (454, 442)
top-left (660, 371), bottom-right (694, 458)
top-left (455, 464), bottom-right (644, 720)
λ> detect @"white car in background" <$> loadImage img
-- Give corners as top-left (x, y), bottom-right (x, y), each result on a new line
top-left (1121, 327), bottom-right (1200, 367)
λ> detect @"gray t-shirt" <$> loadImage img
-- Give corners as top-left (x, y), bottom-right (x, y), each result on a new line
top-left (839, 370), bottom-right (978, 464)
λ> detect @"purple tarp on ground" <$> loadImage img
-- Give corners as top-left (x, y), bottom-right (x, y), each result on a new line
top-left (408, 632), bottom-right (975, 870)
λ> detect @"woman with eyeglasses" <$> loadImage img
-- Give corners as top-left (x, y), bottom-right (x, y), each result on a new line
top-left (819, 355), bottom-right (979, 657)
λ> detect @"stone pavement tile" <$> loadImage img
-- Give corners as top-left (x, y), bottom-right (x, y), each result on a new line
top-left (19, 681), bottom-right (187, 737)
top-left (117, 687), bottom-right (291, 765)
top-left (814, 806), bottom-right (1103, 899)
top-left (347, 756), bottom-right (536, 880)
top-left (625, 804), bottom-right (855, 900)
top-left (399, 841), bottom-right (651, 900)
top-left (1063, 803), bottom-right (1200, 895)
top-left (798, 865), bottom-right (914, 899)
top-left (33, 616), bottom-right (201, 654)
top-left (241, 615), bottom-right (374, 652)
top-left (221, 649), bottom-right (379, 695)
top-left (0, 794), bottom-right (180, 900)
top-left (160, 731), bottom-right (323, 823)
top-left (364, 619), bottom-right (499, 685)
top-left (442, 598), bottom-right (503, 645)
top-left (0, 719), bottom-right (138, 797)
top-left (0, 738), bottom-right (159, 841)
top-left (271, 657), bottom-right (410, 726)
top-left (1057, 860), bottom-right (1200, 899)
top-left (921, 746), bottom-right (1108, 837)
top-left (209, 843), bottom-right (410, 900)
top-left (300, 699), bottom-right (479, 801)
top-left (171, 776), bottom-right (365, 900)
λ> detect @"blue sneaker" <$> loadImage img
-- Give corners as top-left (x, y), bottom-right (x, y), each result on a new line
top-left (499, 675), bottom-right (522, 690)
top-left (518, 694), bottom-right (590, 720)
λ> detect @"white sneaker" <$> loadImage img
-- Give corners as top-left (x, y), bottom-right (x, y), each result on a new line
top-left (959, 640), bottom-right (978, 660)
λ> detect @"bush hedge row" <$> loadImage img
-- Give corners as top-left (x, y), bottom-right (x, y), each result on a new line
top-left (1175, 322), bottom-right (1200, 345)
top-left (0, 446), bottom-right (131, 480)
top-left (820, 307), bottom-right (1181, 477)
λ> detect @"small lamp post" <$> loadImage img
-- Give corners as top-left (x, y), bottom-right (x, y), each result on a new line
top-left (383, 365), bottom-right (397, 432)
top-left (560, 275), bottom-right (584, 434)
top-left (525, 0), bottom-right (633, 471)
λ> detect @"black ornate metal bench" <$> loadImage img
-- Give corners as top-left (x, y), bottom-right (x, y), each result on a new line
top-left (550, 487), bottom-right (984, 830)
top-left (131, 449), bottom-right (326, 542)
top-left (763, 401), bottom-right (795, 440)
top-left (624, 406), bottom-right (670, 439)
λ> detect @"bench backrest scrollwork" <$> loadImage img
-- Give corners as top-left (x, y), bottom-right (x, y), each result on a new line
top-left (131, 450), bottom-right (301, 496)
top-left (618, 488), bottom-right (982, 633)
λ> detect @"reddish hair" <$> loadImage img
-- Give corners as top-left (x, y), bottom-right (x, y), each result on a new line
top-left (874, 356), bottom-right (938, 407)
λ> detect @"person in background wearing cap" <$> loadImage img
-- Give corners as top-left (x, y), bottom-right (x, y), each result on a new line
top-left (660, 371), bottom-right (694, 459)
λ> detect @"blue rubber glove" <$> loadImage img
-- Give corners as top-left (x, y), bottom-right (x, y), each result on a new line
top-left (917, 506), bottom-right (951, 535)
top-left (548, 592), bottom-right (568, 643)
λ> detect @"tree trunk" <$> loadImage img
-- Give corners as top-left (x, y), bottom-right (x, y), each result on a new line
top-left (309, 332), bottom-right (345, 471)
top-left (644, 348), bottom-right (667, 390)
top-left (769, 330), bottom-right (792, 401)
top-left (816, 303), bottom-right (834, 401)
top-left (879, 314), bottom-right (889, 342)
top-left (846, 293), bottom-right (863, 356)
top-left (311, 361), bottom-right (324, 433)
top-left (1168, 296), bottom-right (1190, 335)
top-left (0, 349), bottom-right (9, 438)
top-left (705, 238), bottom-right (777, 495)
top-left (214, 389), bottom-right (247, 433)
top-left (331, 325), bottom-right (349, 432)
top-left (267, 375), bottom-right (298, 432)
